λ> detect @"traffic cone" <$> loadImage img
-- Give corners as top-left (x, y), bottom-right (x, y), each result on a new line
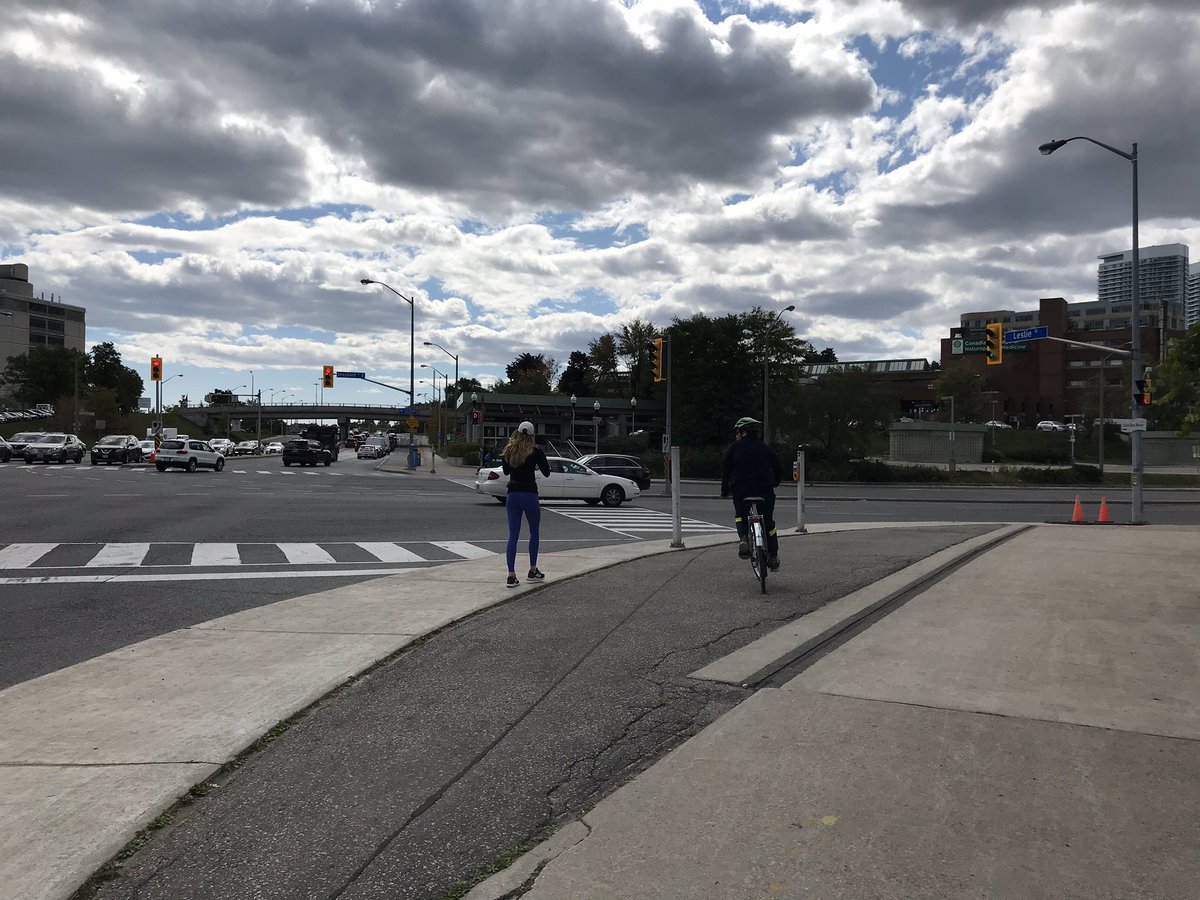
top-left (1097, 497), bottom-right (1111, 524)
top-left (1071, 495), bottom-right (1084, 523)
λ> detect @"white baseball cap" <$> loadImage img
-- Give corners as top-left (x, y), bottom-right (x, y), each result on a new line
top-left (517, 421), bottom-right (535, 435)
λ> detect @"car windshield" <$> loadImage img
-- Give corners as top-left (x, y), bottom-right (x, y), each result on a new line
top-left (41, 435), bottom-right (66, 444)
top-left (13, 433), bottom-right (44, 442)
top-left (286, 440), bottom-right (308, 448)
top-left (99, 436), bottom-right (125, 445)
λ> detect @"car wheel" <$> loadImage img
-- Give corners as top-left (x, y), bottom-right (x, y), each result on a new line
top-left (600, 484), bottom-right (625, 507)
top-left (156, 464), bottom-right (167, 472)
top-left (283, 461), bottom-right (291, 467)
top-left (186, 458), bottom-right (198, 473)
top-left (495, 496), bottom-right (507, 505)
top-left (90, 458), bottom-right (97, 465)
top-left (585, 498), bottom-right (601, 505)
top-left (324, 459), bottom-right (331, 466)
top-left (214, 458), bottom-right (225, 471)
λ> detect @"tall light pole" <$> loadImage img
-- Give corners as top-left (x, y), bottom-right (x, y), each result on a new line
top-left (631, 396), bottom-right (637, 434)
top-left (941, 394), bottom-right (956, 474)
top-left (762, 305), bottom-right (795, 445)
top-left (1040, 135), bottom-right (1143, 522)
top-left (570, 394), bottom-right (577, 450)
top-left (593, 399), bottom-right (601, 452)
top-left (420, 363), bottom-right (448, 455)
top-left (362, 278), bottom-right (416, 470)
top-left (423, 341), bottom-right (459, 438)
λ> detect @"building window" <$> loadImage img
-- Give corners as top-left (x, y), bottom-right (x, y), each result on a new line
top-left (47, 336), bottom-right (64, 346)
top-left (29, 333), bottom-right (46, 344)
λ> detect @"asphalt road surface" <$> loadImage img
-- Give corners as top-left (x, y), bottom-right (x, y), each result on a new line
top-left (3, 455), bottom-right (1198, 689)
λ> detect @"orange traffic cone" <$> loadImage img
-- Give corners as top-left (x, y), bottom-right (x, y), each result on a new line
top-left (1097, 497), bottom-right (1111, 524)
top-left (1071, 495), bottom-right (1084, 523)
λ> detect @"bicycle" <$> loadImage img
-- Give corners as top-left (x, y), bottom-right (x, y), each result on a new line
top-left (744, 495), bottom-right (769, 593)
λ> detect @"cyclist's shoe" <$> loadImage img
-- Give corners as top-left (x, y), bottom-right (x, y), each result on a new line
top-left (738, 540), bottom-right (751, 560)
top-left (506, 574), bottom-right (520, 588)
top-left (767, 556), bottom-right (781, 572)
top-left (527, 567), bottom-right (546, 581)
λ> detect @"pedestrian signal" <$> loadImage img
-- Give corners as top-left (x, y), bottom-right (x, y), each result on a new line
top-left (1135, 379), bottom-right (1151, 408)
top-left (322, 365), bottom-right (334, 389)
top-left (150, 357), bottom-right (163, 382)
top-left (984, 323), bottom-right (1003, 365)
top-left (471, 410), bottom-right (480, 424)
top-left (653, 337), bottom-right (666, 382)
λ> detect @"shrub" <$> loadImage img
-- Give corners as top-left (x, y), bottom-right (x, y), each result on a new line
top-left (1011, 464), bottom-right (1103, 484)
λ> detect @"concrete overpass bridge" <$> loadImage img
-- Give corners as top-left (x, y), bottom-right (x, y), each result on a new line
top-left (178, 402), bottom-right (432, 441)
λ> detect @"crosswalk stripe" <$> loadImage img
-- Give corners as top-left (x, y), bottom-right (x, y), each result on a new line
top-left (278, 543), bottom-right (337, 564)
top-left (0, 543), bottom-right (56, 568)
top-left (86, 543), bottom-right (151, 567)
top-left (431, 541), bottom-right (496, 559)
top-left (356, 542), bottom-right (425, 563)
top-left (191, 544), bottom-right (242, 566)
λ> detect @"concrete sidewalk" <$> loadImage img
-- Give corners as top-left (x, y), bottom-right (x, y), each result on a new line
top-left (468, 524), bottom-right (1200, 899)
top-left (3, 522), bottom-right (1197, 899)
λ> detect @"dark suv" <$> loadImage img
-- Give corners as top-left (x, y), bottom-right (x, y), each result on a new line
top-left (282, 438), bottom-right (332, 467)
top-left (576, 454), bottom-right (652, 490)
top-left (90, 434), bottom-right (142, 465)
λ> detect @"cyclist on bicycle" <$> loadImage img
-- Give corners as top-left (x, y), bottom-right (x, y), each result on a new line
top-left (720, 416), bottom-right (784, 571)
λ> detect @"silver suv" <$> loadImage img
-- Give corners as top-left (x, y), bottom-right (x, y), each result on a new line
top-left (154, 439), bottom-right (226, 472)
top-left (23, 433), bottom-right (86, 464)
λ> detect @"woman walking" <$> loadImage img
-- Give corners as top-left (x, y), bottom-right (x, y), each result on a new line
top-left (501, 421), bottom-right (551, 587)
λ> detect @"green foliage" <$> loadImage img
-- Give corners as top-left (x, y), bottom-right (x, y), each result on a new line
top-left (493, 353), bottom-right (557, 394)
top-left (441, 441), bottom-right (477, 458)
top-left (668, 313), bottom-right (756, 448)
top-left (616, 319), bottom-right (659, 400)
top-left (556, 350), bottom-right (594, 395)
top-left (87, 342), bottom-right (143, 414)
top-left (781, 368), bottom-right (896, 461)
top-left (1149, 322), bottom-right (1200, 434)
top-left (1, 346), bottom-right (87, 406)
top-left (930, 362), bottom-right (986, 423)
top-left (1009, 464), bottom-right (1103, 484)
top-left (587, 333), bottom-right (621, 397)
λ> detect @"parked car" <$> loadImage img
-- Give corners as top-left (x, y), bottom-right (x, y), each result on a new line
top-left (575, 453), bottom-right (653, 490)
top-left (983, 420), bottom-right (1012, 430)
top-left (208, 438), bottom-right (236, 456)
top-left (154, 439), bottom-right (225, 472)
top-left (231, 440), bottom-right (263, 456)
top-left (7, 432), bottom-right (47, 454)
top-left (139, 439), bottom-right (157, 461)
top-left (24, 433), bottom-right (86, 464)
top-left (362, 436), bottom-right (390, 456)
top-left (474, 456), bottom-right (641, 507)
top-left (0, 435), bottom-right (11, 462)
top-left (264, 441), bottom-right (284, 454)
top-left (357, 443), bottom-right (383, 460)
top-left (1036, 420), bottom-right (1067, 432)
top-left (90, 434), bottom-right (143, 465)
top-left (282, 438), bottom-right (332, 467)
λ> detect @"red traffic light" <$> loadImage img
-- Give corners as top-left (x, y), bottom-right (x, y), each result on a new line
top-left (471, 410), bottom-right (480, 424)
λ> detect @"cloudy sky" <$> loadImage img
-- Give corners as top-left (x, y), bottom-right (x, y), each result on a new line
top-left (4, 0), bottom-right (1199, 408)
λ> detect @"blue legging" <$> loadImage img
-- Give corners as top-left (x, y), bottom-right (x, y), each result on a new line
top-left (505, 491), bottom-right (541, 572)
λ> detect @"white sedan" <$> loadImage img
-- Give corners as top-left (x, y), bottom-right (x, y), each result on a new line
top-left (475, 456), bottom-right (641, 506)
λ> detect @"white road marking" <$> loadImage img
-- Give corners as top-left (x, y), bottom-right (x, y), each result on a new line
top-left (85, 543), bottom-right (151, 567)
top-left (0, 543), bottom-right (56, 568)
top-left (190, 544), bottom-right (242, 566)
top-left (431, 541), bottom-right (497, 559)
top-left (356, 542), bottom-right (426, 563)
top-left (278, 543), bottom-right (338, 564)
top-left (0, 567), bottom-right (419, 585)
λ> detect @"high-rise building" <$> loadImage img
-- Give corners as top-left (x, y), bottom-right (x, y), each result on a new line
top-left (1187, 261), bottom-right (1200, 330)
top-left (0, 263), bottom-right (88, 373)
top-left (1096, 243), bottom-right (1189, 329)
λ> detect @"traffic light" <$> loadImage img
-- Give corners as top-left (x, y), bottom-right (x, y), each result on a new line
top-left (1135, 379), bottom-right (1152, 408)
top-left (653, 337), bottom-right (665, 382)
top-left (322, 365), bottom-right (334, 389)
top-left (984, 323), bottom-right (1003, 366)
top-left (150, 357), bottom-right (163, 382)
top-left (471, 410), bottom-right (480, 424)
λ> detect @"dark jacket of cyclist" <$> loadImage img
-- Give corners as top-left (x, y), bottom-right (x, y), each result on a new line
top-left (721, 417), bottom-right (783, 568)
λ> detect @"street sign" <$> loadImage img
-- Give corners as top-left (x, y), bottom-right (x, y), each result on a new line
top-left (1004, 326), bottom-right (1048, 343)
top-left (335, 371), bottom-right (365, 379)
top-left (1120, 418), bottom-right (1148, 433)
top-left (406, 415), bottom-right (419, 433)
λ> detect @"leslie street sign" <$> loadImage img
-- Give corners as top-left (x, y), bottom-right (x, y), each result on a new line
top-left (335, 371), bottom-right (366, 379)
top-left (1004, 325), bottom-right (1048, 343)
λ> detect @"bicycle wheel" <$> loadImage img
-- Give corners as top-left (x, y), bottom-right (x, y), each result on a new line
top-left (754, 532), bottom-right (768, 593)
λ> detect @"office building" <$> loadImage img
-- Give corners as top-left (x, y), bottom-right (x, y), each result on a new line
top-left (0, 263), bottom-right (87, 372)
top-left (1187, 261), bottom-right (1200, 330)
top-left (1096, 243), bottom-right (1189, 329)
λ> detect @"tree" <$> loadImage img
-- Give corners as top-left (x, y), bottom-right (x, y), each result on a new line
top-left (1, 346), bottom-right (87, 406)
top-left (616, 319), bottom-right (659, 399)
top-left (587, 334), bottom-right (621, 397)
top-left (667, 313), bottom-right (757, 448)
top-left (741, 306), bottom-right (828, 430)
top-left (492, 353), bottom-right (558, 394)
top-left (86, 342), bottom-right (143, 414)
top-left (1149, 323), bottom-right (1200, 433)
top-left (556, 351), bottom-right (594, 395)
top-left (930, 364), bottom-right (986, 423)
top-left (785, 367), bottom-right (897, 460)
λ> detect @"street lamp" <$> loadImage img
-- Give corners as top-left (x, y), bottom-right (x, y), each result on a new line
top-left (420, 363), bottom-right (448, 453)
top-left (362, 277), bottom-right (417, 470)
top-left (570, 394), bottom-right (577, 448)
top-left (593, 399), bottom-right (601, 452)
top-left (763, 305), bottom-right (796, 444)
top-left (423, 341), bottom-right (459, 438)
top-left (631, 396), bottom-right (637, 434)
top-left (1039, 135), bottom-right (1143, 522)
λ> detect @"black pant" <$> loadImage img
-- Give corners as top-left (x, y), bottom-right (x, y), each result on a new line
top-left (732, 491), bottom-right (778, 557)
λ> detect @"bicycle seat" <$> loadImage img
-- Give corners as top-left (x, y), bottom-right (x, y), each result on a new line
top-left (743, 495), bottom-right (765, 504)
